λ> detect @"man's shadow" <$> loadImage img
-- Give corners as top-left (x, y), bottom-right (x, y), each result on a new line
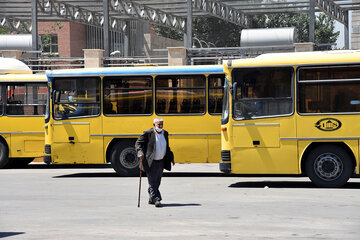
top-left (160, 203), bottom-right (201, 208)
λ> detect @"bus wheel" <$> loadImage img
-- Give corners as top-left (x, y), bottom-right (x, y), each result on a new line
top-left (110, 141), bottom-right (139, 176)
top-left (0, 141), bottom-right (10, 168)
top-left (305, 145), bottom-right (353, 188)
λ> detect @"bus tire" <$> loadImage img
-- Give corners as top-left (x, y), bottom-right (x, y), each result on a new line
top-left (0, 140), bottom-right (10, 169)
top-left (110, 141), bottom-right (139, 176)
top-left (305, 145), bottom-right (353, 188)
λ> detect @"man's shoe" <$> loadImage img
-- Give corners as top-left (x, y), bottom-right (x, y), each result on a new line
top-left (148, 199), bottom-right (155, 205)
top-left (155, 200), bottom-right (162, 208)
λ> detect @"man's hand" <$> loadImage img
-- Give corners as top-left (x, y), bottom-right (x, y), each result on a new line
top-left (172, 160), bottom-right (175, 166)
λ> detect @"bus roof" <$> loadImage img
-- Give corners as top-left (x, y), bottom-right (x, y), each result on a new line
top-left (0, 58), bottom-right (32, 74)
top-left (0, 73), bottom-right (46, 82)
top-left (227, 50), bottom-right (360, 68)
top-left (46, 65), bottom-right (223, 80)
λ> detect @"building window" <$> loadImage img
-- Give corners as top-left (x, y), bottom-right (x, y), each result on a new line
top-left (41, 34), bottom-right (58, 56)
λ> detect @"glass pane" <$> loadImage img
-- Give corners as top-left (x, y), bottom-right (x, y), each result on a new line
top-left (6, 84), bottom-right (47, 116)
top-left (104, 90), bottom-right (152, 114)
top-left (208, 75), bottom-right (225, 114)
top-left (156, 89), bottom-right (205, 114)
top-left (157, 75), bottom-right (205, 88)
top-left (232, 68), bottom-right (293, 119)
top-left (156, 75), bottom-right (205, 114)
top-left (104, 76), bottom-right (152, 115)
top-left (299, 82), bottom-right (360, 113)
top-left (299, 66), bottom-right (360, 81)
top-left (104, 76), bottom-right (152, 89)
top-left (53, 77), bottom-right (100, 118)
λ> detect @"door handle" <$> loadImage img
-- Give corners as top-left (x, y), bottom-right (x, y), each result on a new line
top-left (69, 137), bottom-right (75, 144)
top-left (253, 140), bottom-right (260, 146)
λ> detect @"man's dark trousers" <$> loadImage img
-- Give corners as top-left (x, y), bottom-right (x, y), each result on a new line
top-left (146, 159), bottom-right (164, 202)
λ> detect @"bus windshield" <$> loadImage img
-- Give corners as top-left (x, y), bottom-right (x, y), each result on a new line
top-left (53, 77), bottom-right (100, 119)
top-left (231, 67), bottom-right (293, 119)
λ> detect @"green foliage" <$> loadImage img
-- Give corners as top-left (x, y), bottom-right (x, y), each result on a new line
top-left (153, 12), bottom-right (339, 50)
top-left (0, 28), bottom-right (10, 34)
top-left (152, 25), bottom-right (183, 41)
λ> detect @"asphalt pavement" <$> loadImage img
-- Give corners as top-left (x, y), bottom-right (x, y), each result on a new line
top-left (1, 163), bottom-right (360, 239)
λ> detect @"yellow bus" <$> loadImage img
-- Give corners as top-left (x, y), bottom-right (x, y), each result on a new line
top-left (0, 58), bottom-right (47, 168)
top-left (44, 65), bottom-right (224, 176)
top-left (220, 50), bottom-right (360, 187)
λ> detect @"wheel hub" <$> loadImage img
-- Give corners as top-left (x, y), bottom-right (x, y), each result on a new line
top-left (314, 153), bottom-right (343, 181)
top-left (119, 147), bottom-right (138, 169)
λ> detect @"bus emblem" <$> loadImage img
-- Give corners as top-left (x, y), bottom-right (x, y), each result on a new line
top-left (315, 118), bottom-right (342, 131)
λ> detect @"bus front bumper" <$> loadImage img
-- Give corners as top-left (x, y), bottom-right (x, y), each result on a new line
top-left (220, 161), bottom-right (231, 174)
top-left (44, 155), bottom-right (51, 164)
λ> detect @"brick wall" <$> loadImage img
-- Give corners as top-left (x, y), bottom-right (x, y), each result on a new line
top-left (38, 21), bottom-right (86, 57)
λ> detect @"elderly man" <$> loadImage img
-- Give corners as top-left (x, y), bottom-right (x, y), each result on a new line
top-left (135, 117), bottom-right (174, 208)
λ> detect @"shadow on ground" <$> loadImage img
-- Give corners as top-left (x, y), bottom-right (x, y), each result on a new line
top-left (161, 203), bottom-right (201, 207)
top-left (0, 232), bottom-right (25, 238)
top-left (229, 181), bottom-right (360, 189)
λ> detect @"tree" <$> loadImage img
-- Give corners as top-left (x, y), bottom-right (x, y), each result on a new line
top-left (0, 28), bottom-right (10, 34)
top-left (153, 13), bottom-right (339, 50)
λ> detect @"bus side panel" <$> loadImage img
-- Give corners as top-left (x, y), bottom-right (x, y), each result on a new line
top-left (51, 119), bottom-right (104, 164)
top-left (170, 135), bottom-right (208, 163)
top-left (3, 116), bottom-right (45, 158)
top-left (298, 140), bottom-right (359, 174)
top-left (231, 141), bottom-right (298, 174)
top-left (208, 135), bottom-right (221, 163)
top-left (10, 134), bottom-right (44, 157)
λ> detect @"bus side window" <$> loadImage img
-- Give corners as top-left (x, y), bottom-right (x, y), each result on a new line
top-left (155, 75), bottom-right (206, 115)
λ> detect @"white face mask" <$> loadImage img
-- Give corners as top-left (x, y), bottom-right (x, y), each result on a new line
top-left (155, 127), bottom-right (163, 133)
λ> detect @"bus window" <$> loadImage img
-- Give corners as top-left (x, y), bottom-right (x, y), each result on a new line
top-left (298, 65), bottom-right (360, 113)
top-left (6, 83), bottom-right (47, 116)
top-left (155, 75), bottom-right (205, 114)
top-left (103, 76), bottom-right (152, 115)
top-left (53, 77), bottom-right (100, 119)
top-left (208, 74), bottom-right (225, 114)
top-left (232, 68), bottom-right (293, 119)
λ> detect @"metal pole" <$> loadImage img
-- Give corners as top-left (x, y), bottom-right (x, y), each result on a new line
top-left (309, 0), bottom-right (315, 43)
top-left (185, 0), bottom-right (192, 48)
top-left (124, 21), bottom-right (130, 57)
top-left (103, 0), bottom-right (110, 57)
top-left (31, 0), bottom-right (38, 57)
top-left (345, 12), bottom-right (350, 50)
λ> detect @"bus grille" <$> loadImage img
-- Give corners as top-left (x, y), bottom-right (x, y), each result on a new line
top-left (45, 144), bottom-right (51, 154)
top-left (221, 150), bottom-right (231, 162)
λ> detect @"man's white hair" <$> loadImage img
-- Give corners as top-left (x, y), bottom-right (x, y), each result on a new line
top-left (153, 117), bottom-right (163, 124)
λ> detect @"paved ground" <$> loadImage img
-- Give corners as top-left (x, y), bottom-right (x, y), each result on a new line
top-left (1, 163), bottom-right (360, 240)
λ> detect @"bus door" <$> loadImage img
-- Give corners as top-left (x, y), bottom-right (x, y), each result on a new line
top-left (230, 67), bottom-right (298, 174)
top-left (51, 77), bottom-right (103, 164)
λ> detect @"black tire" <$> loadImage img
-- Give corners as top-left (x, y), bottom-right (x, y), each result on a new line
top-left (0, 140), bottom-right (10, 169)
top-left (110, 141), bottom-right (139, 176)
top-left (305, 145), bottom-right (354, 188)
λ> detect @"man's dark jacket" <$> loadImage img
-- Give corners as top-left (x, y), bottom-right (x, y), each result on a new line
top-left (135, 128), bottom-right (174, 172)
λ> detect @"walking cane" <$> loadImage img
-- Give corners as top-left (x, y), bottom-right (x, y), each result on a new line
top-left (137, 157), bottom-right (143, 208)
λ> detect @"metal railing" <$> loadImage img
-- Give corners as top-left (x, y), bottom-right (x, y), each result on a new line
top-left (22, 57), bottom-right (84, 73)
